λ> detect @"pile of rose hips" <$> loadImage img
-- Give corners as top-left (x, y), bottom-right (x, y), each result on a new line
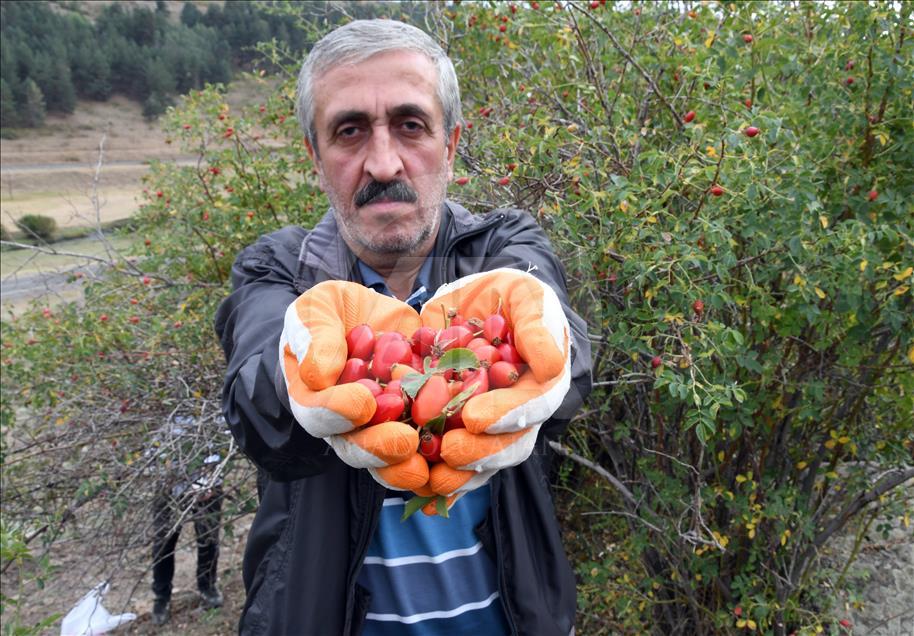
top-left (339, 310), bottom-right (526, 465)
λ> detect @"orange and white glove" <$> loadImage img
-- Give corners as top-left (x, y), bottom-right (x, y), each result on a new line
top-left (420, 268), bottom-right (572, 498)
top-left (279, 281), bottom-right (428, 491)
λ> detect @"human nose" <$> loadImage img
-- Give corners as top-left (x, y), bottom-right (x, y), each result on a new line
top-left (363, 127), bottom-right (404, 183)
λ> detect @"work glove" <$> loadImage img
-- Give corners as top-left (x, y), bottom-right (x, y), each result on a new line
top-left (279, 281), bottom-right (429, 491)
top-left (419, 268), bottom-right (572, 499)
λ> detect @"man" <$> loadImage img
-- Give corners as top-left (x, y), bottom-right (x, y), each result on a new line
top-left (149, 416), bottom-right (225, 625)
top-left (215, 19), bottom-right (592, 636)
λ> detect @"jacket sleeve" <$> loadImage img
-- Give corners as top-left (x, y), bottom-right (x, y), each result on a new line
top-left (483, 209), bottom-right (593, 441)
top-left (214, 228), bottom-right (333, 481)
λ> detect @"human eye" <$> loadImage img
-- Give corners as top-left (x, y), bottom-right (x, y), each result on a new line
top-left (337, 125), bottom-right (362, 139)
top-left (398, 119), bottom-right (427, 135)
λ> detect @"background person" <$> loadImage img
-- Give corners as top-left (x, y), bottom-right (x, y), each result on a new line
top-left (149, 416), bottom-right (226, 626)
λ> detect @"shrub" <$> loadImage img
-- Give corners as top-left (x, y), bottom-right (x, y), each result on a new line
top-left (15, 214), bottom-right (57, 242)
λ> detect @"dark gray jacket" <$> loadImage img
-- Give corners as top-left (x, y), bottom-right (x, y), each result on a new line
top-left (215, 201), bottom-right (593, 635)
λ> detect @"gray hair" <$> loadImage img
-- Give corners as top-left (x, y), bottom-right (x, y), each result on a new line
top-left (295, 19), bottom-right (461, 154)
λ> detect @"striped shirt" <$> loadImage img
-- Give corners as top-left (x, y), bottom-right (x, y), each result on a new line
top-left (355, 257), bottom-right (510, 635)
top-left (356, 487), bottom-right (510, 635)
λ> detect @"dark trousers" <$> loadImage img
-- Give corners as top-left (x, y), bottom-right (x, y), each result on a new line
top-left (151, 487), bottom-right (223, 601)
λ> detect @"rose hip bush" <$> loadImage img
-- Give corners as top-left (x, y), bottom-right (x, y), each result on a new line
top-left (2, 2), bottom-right (912, 634)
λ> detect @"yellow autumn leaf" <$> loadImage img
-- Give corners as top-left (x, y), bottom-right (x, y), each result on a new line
top-left (894, 285), bottom-right (909, 296)
top-left (815, 287), bottom-right (826, 299)
top-left (825, 439), bottom-right (837, 449)
top-left (646, 215), bottom-right (658, 224)
top-left (907, 345), bottom-right (914, 364)
top-left (645, 288), bottom-right (655, 300)
top-left (705, 33), bottom-right (716, 48)
top-left (706, 145), bottom-right (718, 158)
top-left (819, 215), bottom-right (829, 229)
top-left (838, 436), bottom-right (850, 444)
top-left (893, 266), bottom-right (913, 280)
top-left (904, 511), bottom-right (910, 529)
top-left (619, 200), bottom-right (630, 212)
top-left (860, 259), bottom-right (868, 272)
top-left (736, 474), bottom-right (747, 483)
top-left (796, 461), bottom-right (808, 470)
top-left (718, 451), bottom-right (726, 462)
top-left (747, 619), bottom-right (757, 630)
top-left (737, 619), bottom-right (747, 628)
top-left (794, 274), bottom-right (806, 287)
top-left (826, 471), bottom-right (839, 479)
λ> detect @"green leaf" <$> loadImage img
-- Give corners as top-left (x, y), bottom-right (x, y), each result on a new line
top-left (434, 348), bottom-right (479, 372)
top-left (444, 383), bottom-right (479, 415)
top-left (435, 495), bottom-right (450, 518)
top-left (401, 495), bottom-right (434, 521)
top-left (424, 414), bottom-right (446, 436)
top-left (401, 372), bottom-right (431, 399)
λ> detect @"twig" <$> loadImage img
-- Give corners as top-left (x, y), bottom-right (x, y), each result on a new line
top-left (548, 439), bottom-right (638, 509)
top-left (573, 4), bottom-right (683, 128)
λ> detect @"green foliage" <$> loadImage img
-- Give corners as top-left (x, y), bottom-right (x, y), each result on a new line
top-left (19, 78), bottom-right (44, 128)
top-left (0, 0), bottom-right (307, 124)
top-left (0, 78), bottom-right (18, 128)
top-left (14, 214), bottom-right (56, 242)
top-left (431, 2), bottom-right (912, 634)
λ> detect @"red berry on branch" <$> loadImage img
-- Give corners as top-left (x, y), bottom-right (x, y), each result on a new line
top-left (710, 185), bottom-right (724, 197)
top-left (683, 110), bottom-right (696, 123)
top-left (744, 126), bottom-right (760, 137)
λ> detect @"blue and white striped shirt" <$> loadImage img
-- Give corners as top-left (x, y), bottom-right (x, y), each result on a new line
top-left (357, 487), bottom-right (509, 635)
top-left (355, 256), bottom-right (510, 635)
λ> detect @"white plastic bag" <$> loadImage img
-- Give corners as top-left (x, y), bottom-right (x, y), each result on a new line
top-left (60, 582), bottom-right (136, 636)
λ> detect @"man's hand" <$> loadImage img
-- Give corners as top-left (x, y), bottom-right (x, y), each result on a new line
top-left (279, 281), bottom-right (428, 490)
top-left (419, 268), bottom-right (572, 497)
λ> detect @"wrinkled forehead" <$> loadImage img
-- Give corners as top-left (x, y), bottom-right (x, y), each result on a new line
top-left (311, 50), bottom-right (442, 123)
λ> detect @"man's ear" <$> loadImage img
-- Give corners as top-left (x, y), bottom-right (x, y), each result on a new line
top-left (445, 124), bottom-right (462, 181)
top-left (304, 138), bottom-right (326, 191)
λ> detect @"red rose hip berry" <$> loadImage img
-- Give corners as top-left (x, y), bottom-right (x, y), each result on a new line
top-left (489, 361), bottom-right (520, 388)
top-left (369, 393), bottom-right (406, 426)
top-left (346, 324), bottom-right (375, 360)
top-left (338, 358), bottom-right (370, 384)
top-left (419, 430), bottom-right (443, 463)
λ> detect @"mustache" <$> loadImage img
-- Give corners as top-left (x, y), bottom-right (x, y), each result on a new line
top-left (354, 180), bottom-right (418, 207)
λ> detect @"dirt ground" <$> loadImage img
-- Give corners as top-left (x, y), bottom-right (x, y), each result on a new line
top-left (0, 95), bottom-right (187, 231)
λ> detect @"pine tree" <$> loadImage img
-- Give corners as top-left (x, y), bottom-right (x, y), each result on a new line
top-left (1, 78), bottom-right (19, 128)
top-left (21, 78), bottom-right (45, 128)
top-left (180, 2), bottom-right (201, 27)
